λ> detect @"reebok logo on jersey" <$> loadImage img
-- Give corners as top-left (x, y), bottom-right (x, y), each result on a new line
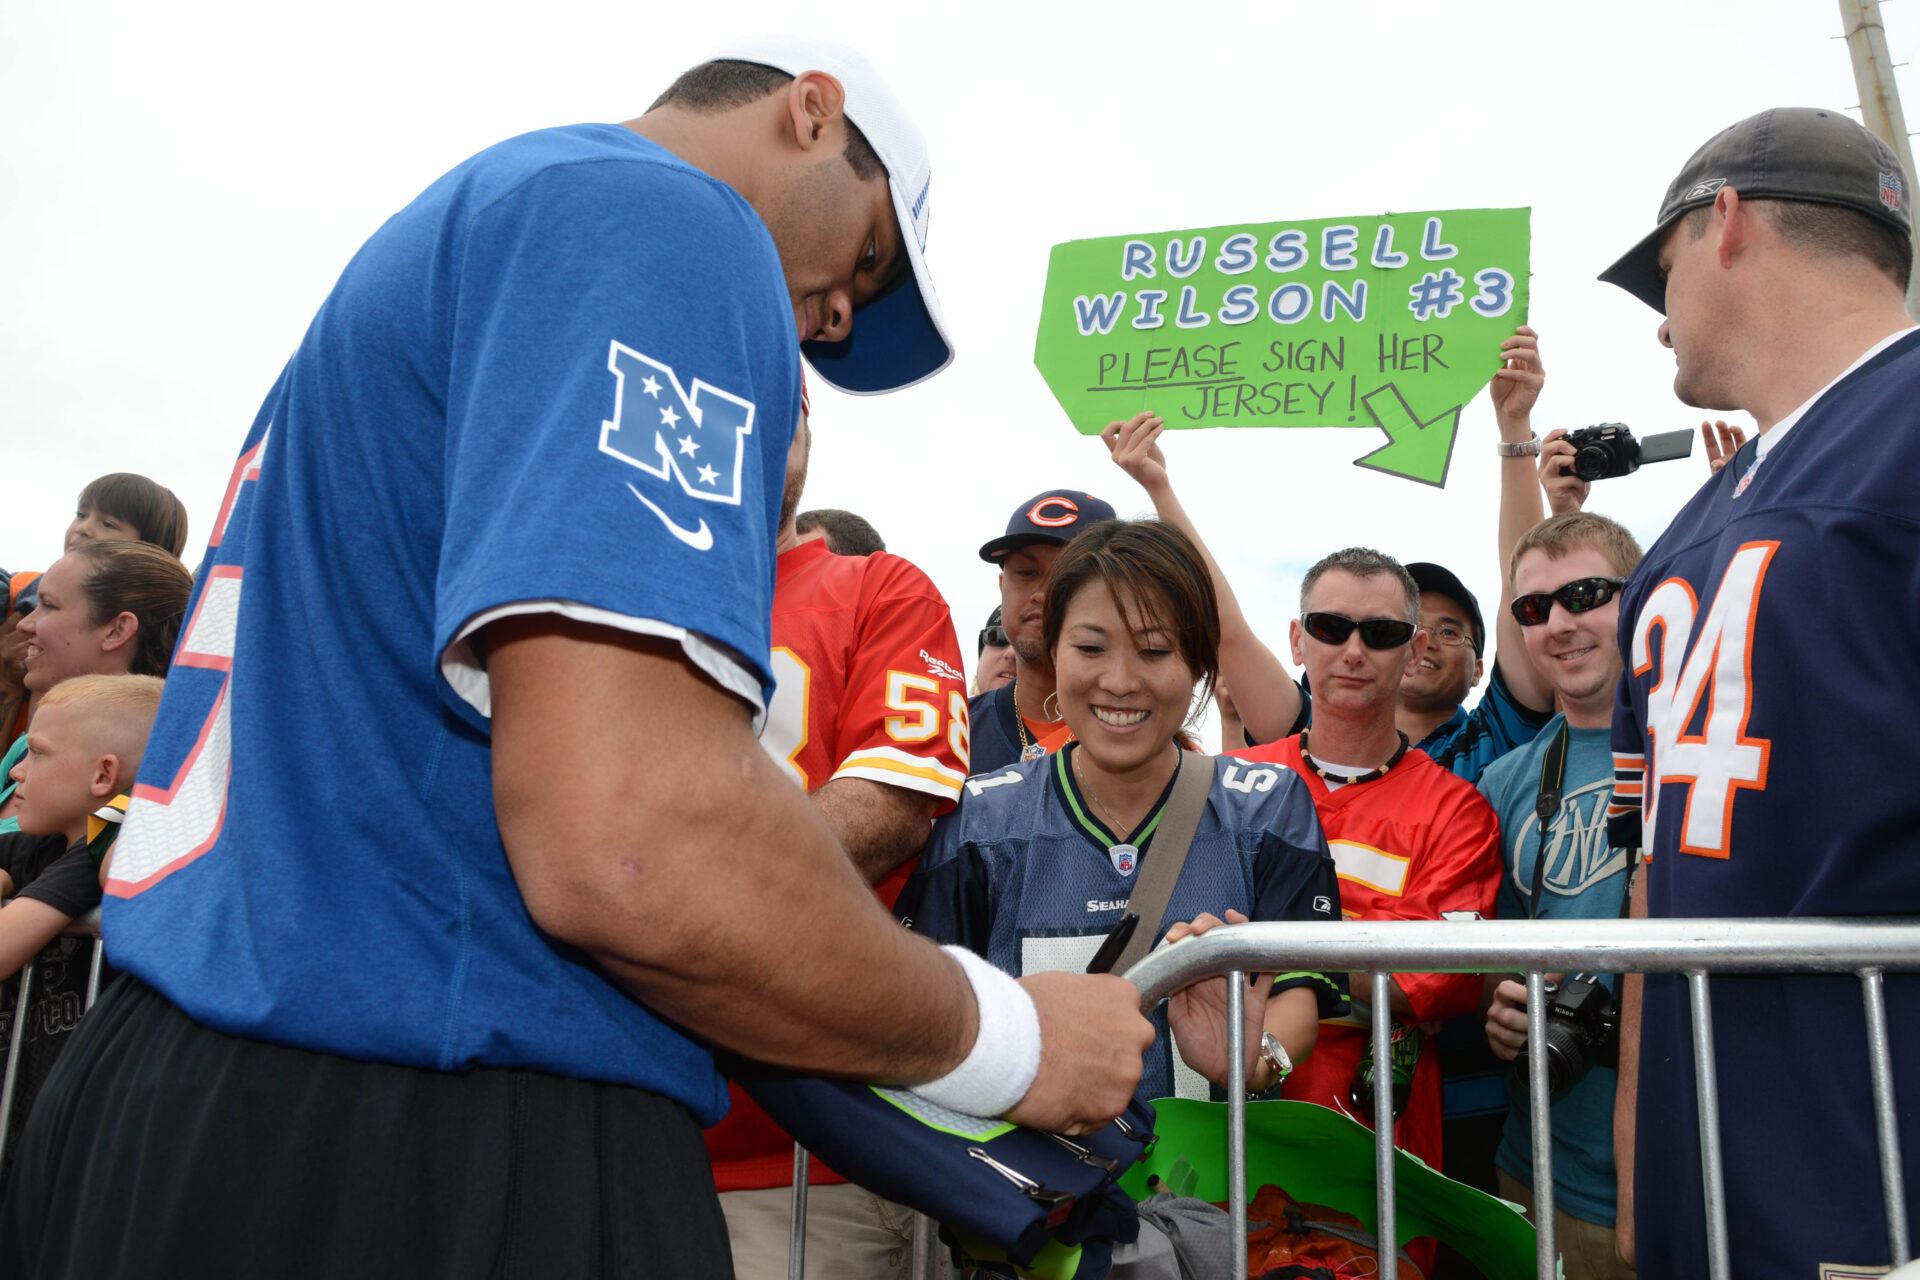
top-left (922, 650), bottom-right (964, 682)
top-left (599, 342), bottom-right (758, 551)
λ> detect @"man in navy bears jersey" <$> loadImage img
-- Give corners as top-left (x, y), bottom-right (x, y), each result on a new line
top-left (1599, 107), bottom-right (1920, 1279)
top-left (968, 488), bottom-right (1119, 773)
top-left (0, 38), bottom-right (1156, 1279)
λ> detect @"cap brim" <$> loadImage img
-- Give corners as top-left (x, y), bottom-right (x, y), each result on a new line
top-left (1599, 220), bottom-right (1677, 314)
top-left (978, 532), bottom-right (1066, 564)
top-left (802, 177), bottom-right (954, 395)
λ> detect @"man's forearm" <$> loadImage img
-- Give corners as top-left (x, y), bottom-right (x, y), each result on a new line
top-left (487, 617), bottom-right (976, 1084)
top-left (812, 776), bottom-right (939, 885)
top-left (1494, 421), bottom-right (1554, 712)
top-left (1615, 867), bottom-right (1648, 1265)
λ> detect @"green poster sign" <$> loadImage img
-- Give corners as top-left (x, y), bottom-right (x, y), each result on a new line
top-left (1121, 1099), bottom-right (1544, 1280)
top-left (1033, 208), bottom-right (1530, 487)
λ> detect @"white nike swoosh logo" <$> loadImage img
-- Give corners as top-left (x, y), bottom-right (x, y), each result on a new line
top-left (627, 484), bottom-right (714, 551)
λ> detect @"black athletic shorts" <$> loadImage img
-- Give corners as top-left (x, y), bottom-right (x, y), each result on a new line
top-left (1, 976), bottom-right (734, 1279)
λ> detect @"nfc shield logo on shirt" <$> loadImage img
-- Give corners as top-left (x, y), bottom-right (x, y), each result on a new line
top-left (599, 342), bottom-right (758, 548)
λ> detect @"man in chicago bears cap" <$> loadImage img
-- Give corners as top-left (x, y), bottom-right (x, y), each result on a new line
top-left (1600, 107), bottom-right (1919, 1279)
top-left (969, 489), bottom-right (1118, 773)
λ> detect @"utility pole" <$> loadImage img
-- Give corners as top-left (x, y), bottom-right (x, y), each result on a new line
top-left (1838, 0), bottom-right (1920, 316)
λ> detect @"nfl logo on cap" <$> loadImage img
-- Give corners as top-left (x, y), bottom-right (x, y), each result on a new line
top-left (1882, 171), bottom-right (1904, 213)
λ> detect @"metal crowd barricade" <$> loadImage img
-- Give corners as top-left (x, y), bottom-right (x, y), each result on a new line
top-left (776, 916), bottom-right (1917, 1279)
top-left (0, 907), bottom-right (104, 1172)
top-left (1122, 916), bottom-right (1920, 1280)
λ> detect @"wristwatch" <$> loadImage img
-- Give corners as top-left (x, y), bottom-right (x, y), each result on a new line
top-left (1252, 1032), bottom-right (1293, 1095)
top-left (1495, 434), bottom-right (1542, 457)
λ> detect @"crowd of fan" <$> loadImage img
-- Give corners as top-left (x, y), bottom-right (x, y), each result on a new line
top-left (0, 340), bottom-right (1730, 1278)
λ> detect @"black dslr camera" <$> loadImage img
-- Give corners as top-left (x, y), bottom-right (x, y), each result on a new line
top-left (1559, 423), bottom-right (1695, 481)
top-left (1512, 973), bottom-right (1619, 1102)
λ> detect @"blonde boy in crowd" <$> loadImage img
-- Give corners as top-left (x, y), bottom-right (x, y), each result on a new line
top-left (0, 674), bottom-right (162, 973)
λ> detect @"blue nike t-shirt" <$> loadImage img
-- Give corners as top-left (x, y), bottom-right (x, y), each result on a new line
top-left (103, 125), bottom-right (799, 1123)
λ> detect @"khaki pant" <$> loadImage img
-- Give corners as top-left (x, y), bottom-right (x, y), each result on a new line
top-left (1498, 1169), bottom-right (1636, 1280)
top-left (721, 1181), bottom-right (938, 1280)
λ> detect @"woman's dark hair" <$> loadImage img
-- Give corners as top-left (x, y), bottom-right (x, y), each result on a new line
top-left (70, 540), bottom-right (194, 677)
top-left (77, 473), bottom-right (191, 558)
top-left (1041, 520), bottom-right (1222, 720)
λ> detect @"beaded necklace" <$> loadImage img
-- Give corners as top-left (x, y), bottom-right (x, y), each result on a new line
top-left (1298, 728), bottom-right (1410, 785)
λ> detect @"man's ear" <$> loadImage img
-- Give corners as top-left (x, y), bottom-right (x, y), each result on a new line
top-left (99, 610), bottom-right (140, 655)
top-left (1714, 187), bottom-right (1750, 268)
top-left (785, 70), bottom-right (848, 151)
top-left (1471, 655), bottom-right (1486, 689)
top-left (1289, 619), bottom-right (1306, 667)
top-left (1404, 630), bottom-right (1431, 677)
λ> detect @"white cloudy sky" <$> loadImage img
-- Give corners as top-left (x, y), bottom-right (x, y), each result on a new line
top-left (4, 0), bottom-right (1909, 745)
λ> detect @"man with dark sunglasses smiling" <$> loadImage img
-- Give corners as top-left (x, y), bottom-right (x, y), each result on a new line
top-left (1231, 548), bottom-right (1501, 1271)
top-left (1477, 513), bottom-right (1644, 1278)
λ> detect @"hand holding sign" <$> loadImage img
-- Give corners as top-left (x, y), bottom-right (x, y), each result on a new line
top-left (1035, 209), bottom-right (1532, 487)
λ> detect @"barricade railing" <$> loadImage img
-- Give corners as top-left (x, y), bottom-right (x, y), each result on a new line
top-left (1120, 916), bottom-right (1920, 1280)
top-left (0, 907), bottom-right (103, 1173)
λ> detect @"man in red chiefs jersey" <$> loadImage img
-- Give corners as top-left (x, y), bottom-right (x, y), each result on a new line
top-left (708, 386), bottom-right (971, 1279)
top-left (1230, 547), bottom-right (1501, 1271)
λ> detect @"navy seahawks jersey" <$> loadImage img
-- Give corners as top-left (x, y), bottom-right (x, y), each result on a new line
top-left (897, 748), bottom-right (1343, 1103)
top-left (1609, 329), bottom-right (1920, 1278)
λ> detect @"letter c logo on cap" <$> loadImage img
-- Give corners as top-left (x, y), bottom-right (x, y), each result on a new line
top-left (1028, 496), bottom-right (1080, 528)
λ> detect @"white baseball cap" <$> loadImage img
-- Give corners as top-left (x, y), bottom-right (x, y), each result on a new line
top-left (707, 35), bottom-right (955, 395)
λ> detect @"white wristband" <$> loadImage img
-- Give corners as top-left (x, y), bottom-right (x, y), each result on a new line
top-left (907, 945), bottom-right (1043, 1119)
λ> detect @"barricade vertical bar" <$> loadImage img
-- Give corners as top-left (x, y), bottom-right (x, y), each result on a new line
top-left (1859, 967), bottom-right (1911, 1265)
top-left (0, 960), bottom-right (38, 1172)
top-left (1526, 971), bottom-right (1557, 1280)
top-left (910, 1212), bottom-right (940, 1280)
top-left (1227, 970), bottom-right (1248, 1280)
top-left (85, 939), bottom-right (104, 1008)
top-left (787, 1142), bottom-right (809, 1280)
top-left (1371, 972), bottom-right (1398, 1280)
top-left (1687, 969), bottom-right (1731, 1280)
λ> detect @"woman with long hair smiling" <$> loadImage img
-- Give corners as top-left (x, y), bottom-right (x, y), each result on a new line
top-left (898, 519), bottom-right (1343, 1101)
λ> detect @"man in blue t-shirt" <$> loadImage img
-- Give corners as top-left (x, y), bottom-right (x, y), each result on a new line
top-left (1599, 107), bottom-right (1920, 1279)
top-left (0, 40), bottom-right (1155, 1279)
top-left (1478, 513), bottom-right (1643, 1280)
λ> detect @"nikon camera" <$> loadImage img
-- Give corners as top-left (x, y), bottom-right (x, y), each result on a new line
top-left (1559, 423), bottom-right (1695, 481)
top-left (1512, 973), bottom-right (1620, 1102)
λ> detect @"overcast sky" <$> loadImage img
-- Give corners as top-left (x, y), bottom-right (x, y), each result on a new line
top-left (4, 0), bottom-right (1909, 747)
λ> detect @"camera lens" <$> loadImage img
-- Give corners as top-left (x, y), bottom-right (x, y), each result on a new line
top-left (1573, 446), bottom-right (1611, 482)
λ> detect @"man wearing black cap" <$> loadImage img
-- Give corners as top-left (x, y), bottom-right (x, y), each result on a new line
top-left (969, 489), bottom-right (1118, 774)
top-left (1601, 107), bottom-right (1919, 1279)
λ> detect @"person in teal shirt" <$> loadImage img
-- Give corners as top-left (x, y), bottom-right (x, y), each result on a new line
top-left (1479, 511), bottom-right (1643, 1279)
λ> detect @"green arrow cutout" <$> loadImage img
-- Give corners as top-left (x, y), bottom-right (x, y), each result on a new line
top-left (1352, 384), bottom-right (1463, 489)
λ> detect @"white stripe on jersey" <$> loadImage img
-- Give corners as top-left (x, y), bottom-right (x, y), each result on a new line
top-left (1329, 839), bottom-right (1410, 897)
top-left (833, 745), bottom-right (966, 800)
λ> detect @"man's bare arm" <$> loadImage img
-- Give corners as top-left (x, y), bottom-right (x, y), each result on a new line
top-left (1491, 326), bottom-right (1554, 713)
top-left (0, 898), bottom-right (73, 981)
top-left (485, 615), bottom-right (1152, 1127)
top-left (1103, 413), bottom-right (1303, 744)
top-left (811, 776), bottom-right (938, 885)
top-left (1614, 865), bottom-right (1647, 1267)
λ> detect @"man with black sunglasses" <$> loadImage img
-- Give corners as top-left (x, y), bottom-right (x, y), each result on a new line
top-left (1477, 513), bottom-right (1643, 1279)
top-left (1231, 548), bottom-right (1501, 1269)
top-left (972, 605), bottom-right (1015, 696)
top-left (1597, 107), bottom-right (1920, 1280)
